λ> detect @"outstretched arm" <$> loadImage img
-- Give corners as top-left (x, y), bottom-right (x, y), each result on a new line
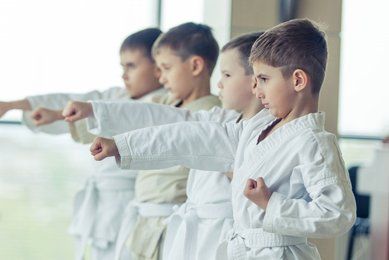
top-left (0, 99), bottom-right (32, 118)
top-left (85, 101), bottom-right (239, 137)
top-left (115, 120), bottom-right (242, 172)
top-left (21, 87), bottom-right (125, 134)
top-left (91, 120), bottom-right (243, 172)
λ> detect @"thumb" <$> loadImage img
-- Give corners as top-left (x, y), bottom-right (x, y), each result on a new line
top-left (256, 177), bottom-right (267, 188)
top-left (31, 110), bottom-right (44, 126)
top-left (245, 178), bottom-right (257, 190)
top-left (64, 109), bottom-right (81, 122)
top-left (62, 102), bottom-right (76, 117)
top-left (94, 150), bottom-right (106, 161)
top-left (90, 138), bottom-right (102, 155)
top-left (31, 110), bottom-right (42, 120)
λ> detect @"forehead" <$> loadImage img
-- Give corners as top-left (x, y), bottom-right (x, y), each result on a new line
top-left (120, 48), bottom-right (148, 62)
top-left (252, 61), bottom-right (280, 75)
top-left (220, 48), bottom-right (245, 70)
top-left (154, 47), bottom-right (182, 65)
top-left (220, 48), bottom-right (240, 63)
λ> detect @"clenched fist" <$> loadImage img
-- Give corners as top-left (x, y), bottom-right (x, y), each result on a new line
top-left (90, 137), bottom-right (119, 161)
top-left (243, 177), bottom-right (271, 210)
top-left (31, 107), bottom-right (63, 126)
top-left (62, 101), bottom-right (93, 122)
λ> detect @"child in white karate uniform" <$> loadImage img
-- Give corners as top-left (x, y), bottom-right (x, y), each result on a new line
top-left (0, 28), bottom-right (165, 260)
top-left (87, 19), bottom-right (356, 259)
top-left (64, 23), bottom-right (222, 260)
top-left (61, 32), bottom-right (264, 260)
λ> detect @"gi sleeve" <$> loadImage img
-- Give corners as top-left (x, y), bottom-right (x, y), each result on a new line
top-left (87, 101), bottom-right (240, 137)
top-left (22, 87), bottom-right (125, 134)
top-left (113, 120), bottom-right (243, 172)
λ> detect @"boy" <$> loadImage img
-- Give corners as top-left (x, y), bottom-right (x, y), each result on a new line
top-left (63, 32), bottom-right (264, 260)
top-left (88, 19), bottom-right (356, 259)
top-left (63, 22), bottom-right (221, 260)
top-left (0, 28), bottom-right (165, 260)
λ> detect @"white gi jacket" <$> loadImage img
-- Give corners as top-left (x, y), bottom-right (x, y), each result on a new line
top-left (87, 102), bottom-right (241, 260)
top-left (22, 87), bottom-right (166, 260)
top-left (112, 109), bottom-right (357, 260)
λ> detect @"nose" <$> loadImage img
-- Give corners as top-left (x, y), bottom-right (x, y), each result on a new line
top-left (217, 80), bottom-right (223, 89)
top-left (159, 74), bottom-right (167, 85)
top-left (122, 71), bottom-right (128, 81)
top-left (255, 85), bottom-right (264, 100)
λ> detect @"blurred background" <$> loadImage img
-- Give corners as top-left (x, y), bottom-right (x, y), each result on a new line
top-left (0, 0), bottom-right (388, 259)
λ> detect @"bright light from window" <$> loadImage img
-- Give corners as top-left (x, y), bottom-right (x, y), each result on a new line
top-left (0, 0), bottom-right (157, 120)
top-left (161, 0), bottom-right (204, 31)
top-left (340, 0), bottom-right (389, 136)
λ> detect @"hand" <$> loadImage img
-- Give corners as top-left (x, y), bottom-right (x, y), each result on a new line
top-left (243, 177), bottom-right (272, 210)
top-left (62, 101), bottom-right (93, 122)
top-left (0, 101), bottom-right (11, 118)
top-left (31, 107), bottom-right (63, 126)
top-left (90, 137), bottom-right (119, 161)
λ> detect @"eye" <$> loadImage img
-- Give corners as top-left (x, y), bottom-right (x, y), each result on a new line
top-left (257, 76), bottom-right (268, 84)
top-left (162, 65), bottom-right (171, 71)
top-left (124, 64), bottom-right (135, 71)
top-left (223, 73), bottom-right (231, 78)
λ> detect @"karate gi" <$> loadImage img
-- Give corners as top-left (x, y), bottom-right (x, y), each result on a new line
top-left (89, 95), bottom-right (221, 260)
top-left (22, 87), bottom-right (166, 260)
top-left (111, 109), bottom-right (356, 260)
top-left (87, 102), bottom-right (241, 260)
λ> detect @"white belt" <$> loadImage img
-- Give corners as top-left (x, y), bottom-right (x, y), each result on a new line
top-left (221, 225), bottom-right (308, 260)
top-left (164, 201), bottom-right (233, 260)
top-left (68, 175), bottom-right (135, 260)
top-left (114, 201), bottom-right (177, 260)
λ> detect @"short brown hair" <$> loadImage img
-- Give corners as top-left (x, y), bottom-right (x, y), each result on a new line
top-left (120, 28), bottom-right (162, 61)
top-left (152, 22), bottom-right (219, 75)
top-left (222, 32), bottom-right (264, 75)
top-left (249, 18), bottom-right (327, 94)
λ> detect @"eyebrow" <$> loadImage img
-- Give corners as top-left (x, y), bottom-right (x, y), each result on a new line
top-left (159, 62), bottom-right (171, 67)
top-left (121, 62), bottom-right (135, 67)
top-left (255, 73), bottom-right (269, 78)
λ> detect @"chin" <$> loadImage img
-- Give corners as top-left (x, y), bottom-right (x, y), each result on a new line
top-left (170, 91), bottom-right (184, 100)
top-left (222, 103), bottom-right (233, 110)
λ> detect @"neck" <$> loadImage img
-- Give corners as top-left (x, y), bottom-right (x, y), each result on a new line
top-left (182, 75), bottom-right (211, 106)
top-left (242, 99), bottom-right (263, 120)
top-left (264, 94), bottom-right (319, 139)
top-left (130, 83), bottom-right (162, 100)
top-left (280, 94), bottom-right (319, 126)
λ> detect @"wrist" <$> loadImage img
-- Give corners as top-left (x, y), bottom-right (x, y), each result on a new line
top-left (9, 99), bottom-right (32, 111)
top-left (86, 103), bottom-right (94, 118)
top-left (56, 110), bottom-right (65, 120)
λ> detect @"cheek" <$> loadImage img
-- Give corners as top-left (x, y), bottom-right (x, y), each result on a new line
top-left (131, 71), bottom-right (144, 86)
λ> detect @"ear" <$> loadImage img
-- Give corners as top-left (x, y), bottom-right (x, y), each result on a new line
top-left (292, 69), bottom-right (308, 92)
top-left (189, 56), bottom-right (206, 76)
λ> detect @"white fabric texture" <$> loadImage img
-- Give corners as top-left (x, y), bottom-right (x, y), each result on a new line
top-left (89, 101), bottom-right (239, 259)
top-left (113, 109), bottom-right (356, 259)
top-left (22, 87), bottom-right (166, 260)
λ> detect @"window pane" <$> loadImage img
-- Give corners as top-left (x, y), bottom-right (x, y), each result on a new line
top-left (161, 0), bottom-right (204, 31)
top-left (340, 0), bottom-right (389, 136)
top-left (0, 0), bottom-right (157, 120)
top-left (0, 1), bottom-right (158, 259)
top-left (0, 125), bottom-right (94, 259)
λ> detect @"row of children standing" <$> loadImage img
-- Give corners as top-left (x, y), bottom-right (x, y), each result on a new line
top-left (0, 19), bottom-right (356, 260)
